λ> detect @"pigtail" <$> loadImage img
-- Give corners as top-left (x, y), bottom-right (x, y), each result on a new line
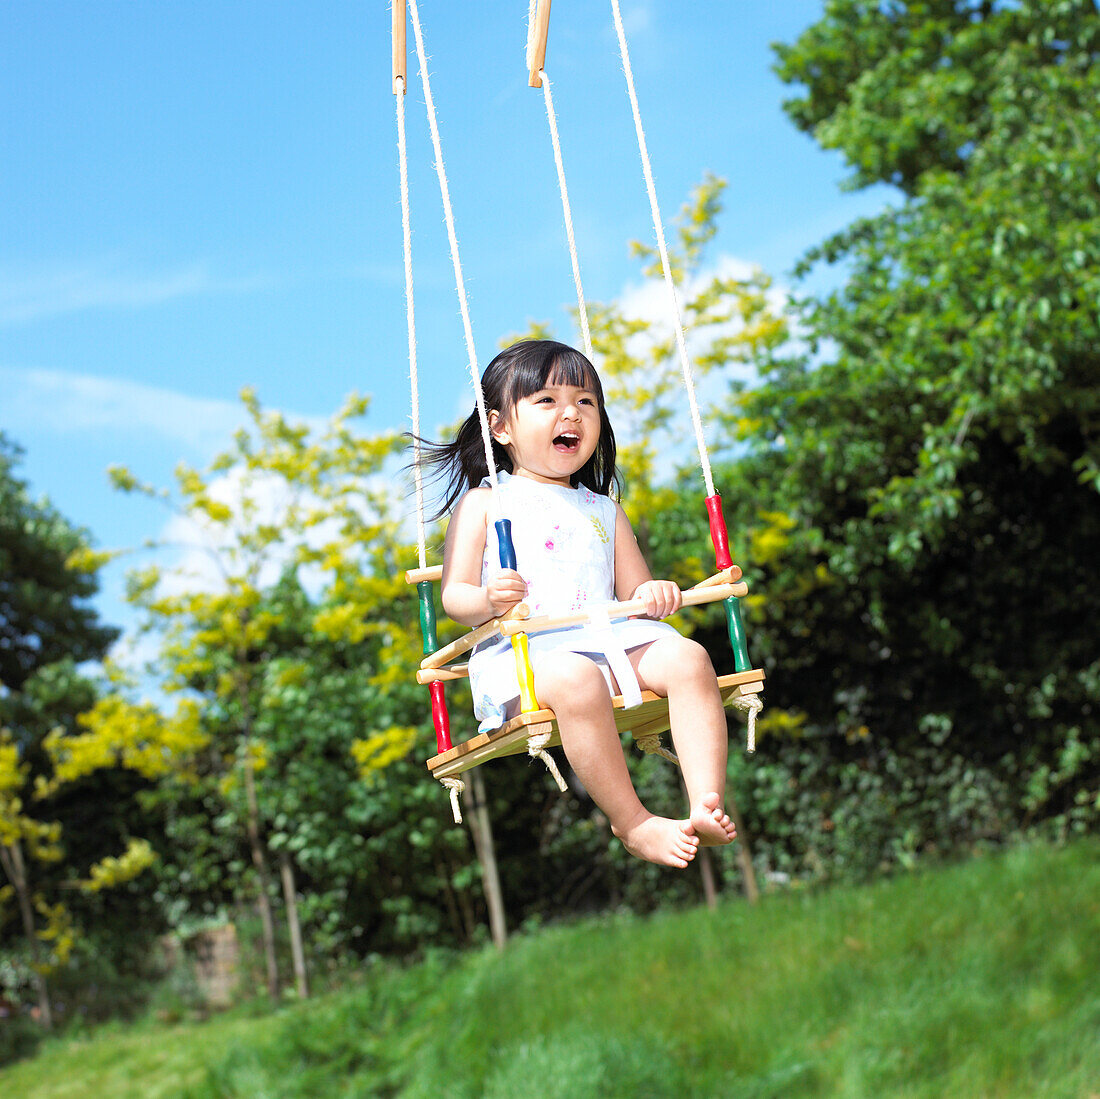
top-left (413, 414), bottom-right (513, 521)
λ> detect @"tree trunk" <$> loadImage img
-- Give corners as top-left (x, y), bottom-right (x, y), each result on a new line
top-left (279, 851), bottom-right (309, 999)
top-left (727, 795), bottom-right (759, 904)
top-left (241, 749), bottom-right (280, 999)
top-left (465, 769), bottom-right (507, 949)
top-left (698, 846), bottom-right (718, 909)
top-left (0, 841), bottom-right (53, 1029)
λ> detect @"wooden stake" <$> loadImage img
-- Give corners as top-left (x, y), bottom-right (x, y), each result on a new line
top-left (404, 564), bottom-right (443, 585)
top-left (392, 0), bottom-right (406, 95)
top-left (528, 0), bottom-right (552, 87)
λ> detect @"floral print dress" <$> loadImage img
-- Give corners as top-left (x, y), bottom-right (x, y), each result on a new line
top-left (467, 471), bottom-right (679, 733)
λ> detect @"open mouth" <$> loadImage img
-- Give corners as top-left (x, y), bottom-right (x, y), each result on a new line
top-left (553, 432), bottom-right (581, 453)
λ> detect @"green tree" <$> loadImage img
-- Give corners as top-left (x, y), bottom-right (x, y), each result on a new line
top-left (717, 0), bottom-right (1100, 870)
top-left (0, 437), bottom-right (183, 1029)
top-left (111, 391), bottom-right (428, 995)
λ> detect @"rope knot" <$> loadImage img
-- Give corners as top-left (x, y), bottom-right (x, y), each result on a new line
top-left (440, 776), bottom-right (466, 824)
top-left (732, 694), bottom-right (763, 753)
top-left (527, 731), bottom-right (568, 792)
top-left (635, 732), bottom-right (680, 766)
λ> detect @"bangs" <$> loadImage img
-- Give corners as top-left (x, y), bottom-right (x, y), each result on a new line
top-left (546, 350), bottom-right (602, 395)
top-left (502, 343), bottom-right (605, 408)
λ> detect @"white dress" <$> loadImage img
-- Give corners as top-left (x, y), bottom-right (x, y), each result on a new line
top-left (467, 471), bottom-right (679, 733)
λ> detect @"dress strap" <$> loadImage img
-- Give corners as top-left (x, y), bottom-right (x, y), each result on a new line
top-left (586, 607), bottom-right (644, 709)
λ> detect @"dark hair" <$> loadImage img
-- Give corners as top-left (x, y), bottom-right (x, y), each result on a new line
top-left (417, 339), bottom-right (619, 518)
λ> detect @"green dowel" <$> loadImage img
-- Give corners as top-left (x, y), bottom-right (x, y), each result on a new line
top-left (724, 595), bottom-right (751, 673)
top-left (417, 580), bottom-right (439, 657)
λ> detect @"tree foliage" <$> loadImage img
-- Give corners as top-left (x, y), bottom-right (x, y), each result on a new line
top-left (0, 438), bottom-right (172, 1030)
top-left (720, 0), bottom-right (1100, 869)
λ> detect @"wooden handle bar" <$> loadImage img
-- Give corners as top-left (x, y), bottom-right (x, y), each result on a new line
top-left (499, 582), bottom-right (747, 638)
top-left (408, 563), bottom-right (740, 589)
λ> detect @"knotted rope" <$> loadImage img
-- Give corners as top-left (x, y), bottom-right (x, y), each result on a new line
top-left (635, 733), bottom-right (680, 766)
top-left (527, 730), bottom-right (568, 792)
top-left (732, 694), bottom-right (762, 753)
top-left (440, 776), bottom-right (466, 824)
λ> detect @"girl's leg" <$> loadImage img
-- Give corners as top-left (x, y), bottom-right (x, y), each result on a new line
top-left (532, 650), bottom-right (699, 868)
top-left (629, 638), bottom-right (737, 847)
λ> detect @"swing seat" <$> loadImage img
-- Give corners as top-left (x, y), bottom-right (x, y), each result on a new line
top-left (426, 668), bottom-right (765, 781)
top-left (406, 564), bottom-right (765, 784)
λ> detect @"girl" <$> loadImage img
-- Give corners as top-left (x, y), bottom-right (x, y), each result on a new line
top-left (425, 339), bottom-right (735, 869)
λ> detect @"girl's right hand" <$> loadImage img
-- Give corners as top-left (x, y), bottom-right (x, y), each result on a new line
top-left (487, 569), bottom-right (527, 616)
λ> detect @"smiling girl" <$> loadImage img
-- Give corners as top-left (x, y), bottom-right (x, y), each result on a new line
top-left (421, 339), bottom-right (735, 868)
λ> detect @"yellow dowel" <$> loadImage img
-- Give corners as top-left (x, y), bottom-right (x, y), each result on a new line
top-left (511, 633), bottom-right (540, 713)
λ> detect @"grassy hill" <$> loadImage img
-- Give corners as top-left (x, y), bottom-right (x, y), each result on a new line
top-left (3, 840), bottom-right (1098, 1098)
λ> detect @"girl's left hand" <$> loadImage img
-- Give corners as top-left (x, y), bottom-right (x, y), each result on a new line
top-left (631, 579), bottom-right (682, 619)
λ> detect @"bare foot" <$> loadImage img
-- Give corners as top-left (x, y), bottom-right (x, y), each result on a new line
top-left (613, 812), bottom-right (699, 868)
top-left (691, 792), bottom-right (737, 847)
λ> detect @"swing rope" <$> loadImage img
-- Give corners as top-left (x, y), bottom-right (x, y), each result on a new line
top-left (527, 730), bottom-right (569, 792)
top-left (395, 75), bottom-right (428, 569)
top-left (609, 0), bottom-right (716, 500)
top-left (407, 0), bottom-right (501, 514)
top-left (635, 733), bottom-right (680, 766)
top-left (441, 776), bottom-right (465, 824)
top-left (537, 67), bottom-right (593, 360)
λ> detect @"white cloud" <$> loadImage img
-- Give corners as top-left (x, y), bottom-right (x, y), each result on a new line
top-left (0, 366), bottom-right (249, 457)
top-left (0, 259), bottom-right (267, 326)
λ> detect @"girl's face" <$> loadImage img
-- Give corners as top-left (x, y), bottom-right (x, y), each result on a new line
top-left (490, 375), bottom-right (602, 488)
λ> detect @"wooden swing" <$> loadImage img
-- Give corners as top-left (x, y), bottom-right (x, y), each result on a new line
top-left (393, 1), bottom-right (765, 822)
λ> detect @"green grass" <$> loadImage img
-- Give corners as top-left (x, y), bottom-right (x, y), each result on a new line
top-left (4, 841), bottom-right (1099, 1098)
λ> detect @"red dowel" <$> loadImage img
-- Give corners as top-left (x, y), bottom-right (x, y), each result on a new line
top-left (705, 494), bottom-right (733, 570)
top-left (429, 680), bottom-right (451, 752)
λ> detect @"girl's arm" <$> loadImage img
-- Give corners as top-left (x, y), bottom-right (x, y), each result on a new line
top-left (442, 488), bottom-right (527, 627)
top-left (613, 502), bottom-right (682, 619)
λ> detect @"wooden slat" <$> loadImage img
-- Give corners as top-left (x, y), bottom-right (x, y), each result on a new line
top-left (527, 0), bottom-right (552, 87)
top-left (427, 669), bottom-right (765, 779)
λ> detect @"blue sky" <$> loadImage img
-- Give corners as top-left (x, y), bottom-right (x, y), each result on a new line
top-left (1, 1), bottom-right (891, 647)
